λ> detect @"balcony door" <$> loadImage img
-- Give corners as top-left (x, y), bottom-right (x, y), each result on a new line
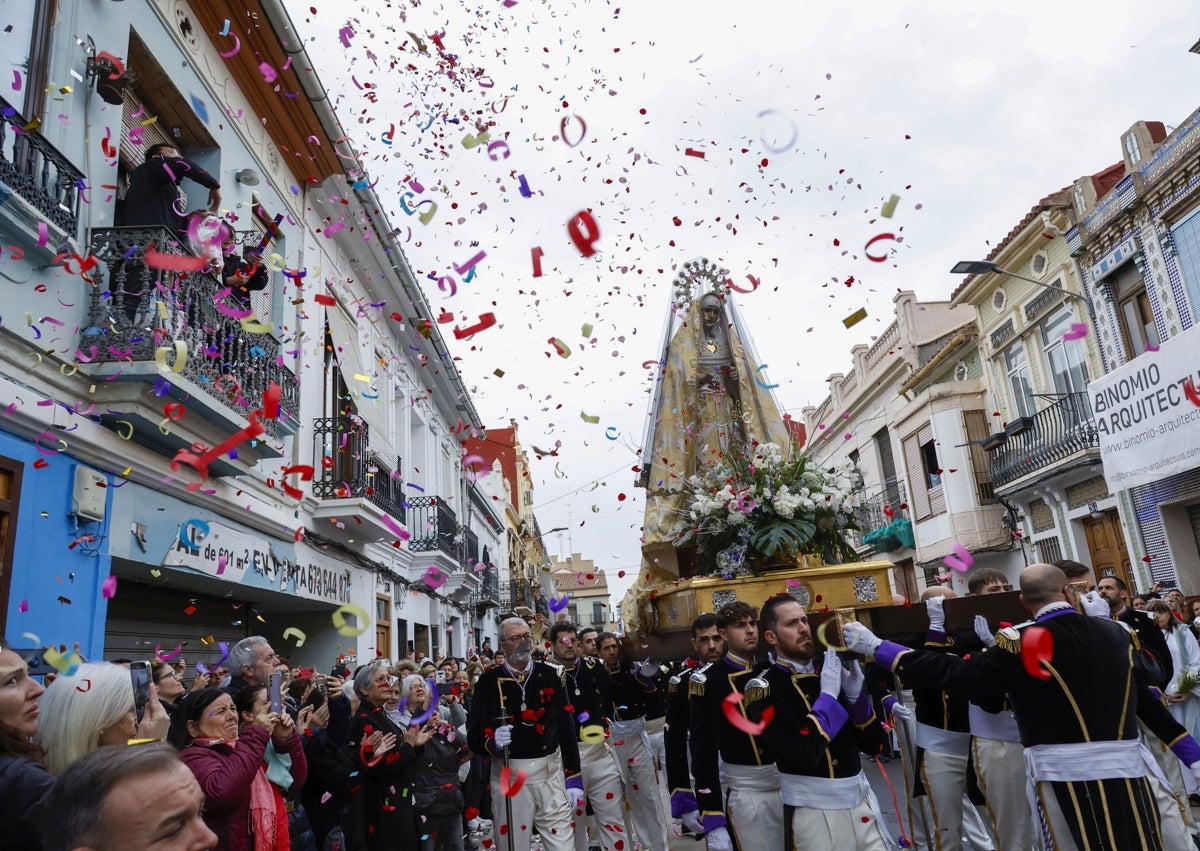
top-left (1041, 307), bottom-right (1091, 426)
top-left (1084, 510), bottom-right (1132, 590)
top-left (0, 456), bottom-right (22, 633)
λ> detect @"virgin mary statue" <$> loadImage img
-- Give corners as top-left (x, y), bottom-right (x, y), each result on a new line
top-left (636, 258), bottom-right (792, 579)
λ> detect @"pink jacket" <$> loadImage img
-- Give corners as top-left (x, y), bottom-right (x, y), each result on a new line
top-left (181, 725), bottom-right (308, 851)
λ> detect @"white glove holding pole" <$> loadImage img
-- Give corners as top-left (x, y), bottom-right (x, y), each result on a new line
top-left (974, 615), bottom-right (996, 648)
top-left (638, 658), bottom-right (658, 678)
top-left (925, 595), bottom-right (946, 631)
top-left (843, 622), bottom-right (884, 656)
top-left (494, 724), bottom-right (513, 748)
top-left (705, 826), bottom-right (734, 851)
top-left (819, 648), bottom-right (842, 699)
top-left (1081, 590), bottom-right (1110, 618)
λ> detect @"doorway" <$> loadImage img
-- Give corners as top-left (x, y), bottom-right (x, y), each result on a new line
top-left (375, 595), bottom-right (391, 662)
top-left (0, 456), bottom-right (22, 634)
top-left (1084, 510), bottom-right (1133, 589)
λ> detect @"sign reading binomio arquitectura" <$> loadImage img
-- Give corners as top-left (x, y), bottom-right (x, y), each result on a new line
top-left (1090, 322), bottom-right (1200, 492)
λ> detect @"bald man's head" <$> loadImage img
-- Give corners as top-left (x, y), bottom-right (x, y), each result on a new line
top-left (1019, 563), bottom-right (1070, 610)
top-left (921, 586), bottom-right (957, 601)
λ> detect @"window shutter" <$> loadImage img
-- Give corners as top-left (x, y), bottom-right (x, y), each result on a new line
top-left (963, 410), bottom-right (997, 504)
top-left (903, 432), bottom-right (931, 520)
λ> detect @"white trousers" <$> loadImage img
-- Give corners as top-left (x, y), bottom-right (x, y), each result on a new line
top-left (721, 764), bottom-right (784, 851)
top-left (645, 716), bottom-right (667, 772)
top-left (918, 750), bottom-right (996, 851)
top-left (490, 750), bottom-right (575, 851)
top-left (786, 800), bottom-right (890, 851)
top-left (572, 742), bottom-right (631, 851)
top-left (1141, 723), bottom-right (1196, 851)
top-left (611, 724), bottom-right (668, 851)
top-left (972, 737), bottom-right (1037, 851)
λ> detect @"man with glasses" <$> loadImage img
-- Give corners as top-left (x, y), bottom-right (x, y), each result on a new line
top-left (688, 601), bottom-right (782, 851)
top-left (223, 636), bottom-right (282, 696)
top-left (467, 617), bottom-right (585, 851)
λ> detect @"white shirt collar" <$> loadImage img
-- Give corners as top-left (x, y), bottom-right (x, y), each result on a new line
top-left (776, 654), bottom-right (815, 674)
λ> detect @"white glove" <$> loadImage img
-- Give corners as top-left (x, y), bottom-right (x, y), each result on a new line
top-left (638, 658), bottom-right (658, 678)
top-left (841, 659), bottom-right (865, 704)
top-left (1081, 590), bottom-right (1110, 618)
top-left (819, 648), bottom-right (842, 699)
top-left (974, 615), bottom-right (995, 648)
top-left (567, 786), bottom-right (586, 813)
top-left (681, 810), bottom-right (704, 834)
top-left (705, 826), bottom-right (734, 851)
top-left (925, 595), bottom-right (946, 631)
top-left (843, 621), bottom-right (884, 656)
top-left (493, 724), bottom-right (513, 748)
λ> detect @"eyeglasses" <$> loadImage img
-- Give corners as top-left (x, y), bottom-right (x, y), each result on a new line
top-left (502, 632), bottom-right (531, 644)
top-left (155, 670), bottom-right (179, 683)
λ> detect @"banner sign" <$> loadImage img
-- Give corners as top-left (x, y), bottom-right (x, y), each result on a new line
top-left (1090, 322), bottom-right (1200, 491)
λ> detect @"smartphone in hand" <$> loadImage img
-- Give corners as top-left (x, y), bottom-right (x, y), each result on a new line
top-left (269, 671), bottom-right (283, 715)
top-left (131, 661), bottom-right (151, 723)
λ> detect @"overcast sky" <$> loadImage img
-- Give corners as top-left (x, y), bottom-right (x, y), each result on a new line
top-left (292, 0), bottom-right (1200, 613)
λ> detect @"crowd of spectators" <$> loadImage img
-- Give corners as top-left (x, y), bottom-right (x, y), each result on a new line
top-left (1, 634), bottom-right (509, 851)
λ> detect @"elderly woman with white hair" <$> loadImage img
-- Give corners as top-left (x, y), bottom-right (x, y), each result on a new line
top-left (348, 660), bottom-right (434, 851)
top-left (35, 661), bottom-right (171, 774)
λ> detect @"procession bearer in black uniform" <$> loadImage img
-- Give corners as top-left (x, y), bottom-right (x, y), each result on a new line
top-left (468, 617), bottom-right (586, 851)
top-left (665, 613), bottom-right (723, 836)
top-left (689, 601), bottom-right (782, 851)
top-left (845, 563), bottom-right (1200, 851)
top-left (748, 595), bottom-right (892, 850)
top-left (548, 621), bottom-right (630, 851)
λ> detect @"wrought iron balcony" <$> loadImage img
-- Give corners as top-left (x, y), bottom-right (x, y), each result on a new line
top-left (461, 526), bottom-right (480, 568)
top-left (849, 479), bottom-right (909, 553)
top-left (0, 95), bottom-right (85, 236)
top-left (472, 567), bottom-right (501, 614)
top-left (989, 393), bottom-right (1098, 488)
top-left (310, 418), bottom-right (406, 522)
top-left (408, 496), bottom-right (458, 555)
top-left (500, 578), bottom-right (535, 614)
top-left (80, 226), bottom-right (298, 435)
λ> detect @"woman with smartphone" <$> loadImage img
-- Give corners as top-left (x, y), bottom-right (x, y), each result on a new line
top-left (0, 638), bottom-right (53, 851)
top-left (172, 686), bottom-right (307, 851)
top-left (35, 661), bottom-right (170, 773)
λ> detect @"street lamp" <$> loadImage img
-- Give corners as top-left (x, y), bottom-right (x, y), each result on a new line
top-left (950, 260), bottom-right (1073, 295)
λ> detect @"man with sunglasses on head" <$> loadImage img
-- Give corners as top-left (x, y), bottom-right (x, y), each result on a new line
top-left (467, 617), bottom-right (584, 851)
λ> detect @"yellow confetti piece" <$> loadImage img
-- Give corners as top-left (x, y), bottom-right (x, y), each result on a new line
top-left (22, 117), bottom-right (41, 133)
top-left (581, 322), bottom-right (593, 337)
top-left (239, 316), bottom-right (274, 335)
top-left (332, 603), bottom-right (371, 637)
top-left (155, 341), bottom-right (187, 373)
top-left (881, 194), bottom-right (900, 218)
top-left (150, 569), bottom-right (162, 578)
top-left (283, 627), bottom-right (307, 647)
top-left (114, 421), bottom-right (134, 440)
top-left (580, 411), bottom-right (600, 424)
top-left (58, 85), bottom-right (73, 94)
top-left (843, 307), bottom-right (868, 329)
top-left (353, 373), bottom-right (372, 383)
top-left (580, 724), bottom-right (606, 744)
top-left (140, 116), bottom-right (158, 127)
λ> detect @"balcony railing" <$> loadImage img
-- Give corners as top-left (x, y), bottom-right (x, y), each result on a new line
top-left (461, 526), bottom-right (480, 568)
top-left (500, 578), bottom-right (534, 613)
top-left (81, 226), bottom-right (298, 433)
top-left (408, 495), bottom-right (458, 555)
top-left (0, 95), bottom-right (85, 236)
top-left (310, 418), bottom-right (405, 522)
top-left (849, 479), bottom-right (907, 552)
top-left (989, 393), bottom-right (1098, 488)
top-left (472, 567), bottom-right (501, 613)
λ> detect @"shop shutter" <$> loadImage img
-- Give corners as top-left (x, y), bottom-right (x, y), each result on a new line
top-left (104, 579), bottom-right (247, 664)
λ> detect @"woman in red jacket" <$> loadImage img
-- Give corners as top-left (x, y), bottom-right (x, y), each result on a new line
top-left (171, 687), bottom-right (307, 851)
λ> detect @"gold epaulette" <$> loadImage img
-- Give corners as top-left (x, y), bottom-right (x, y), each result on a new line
top-left (994, 626), bottom-right (1022, 655)
top-left (668, 673), bottom-right (683, 695)
top-left (689, 669), bottom-right (707, 697)
top-left (542, 660), bottom-right (566, 684)
top-left (1115, 619), bottom-right (1142, 650)
top-left (744, 676), bottom-right (770, 705)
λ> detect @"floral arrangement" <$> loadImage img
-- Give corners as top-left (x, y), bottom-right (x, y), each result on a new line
top-left (673, 441), bottom-right (862, 576)
top-left (1177, 665), bottom-right (1200, 696)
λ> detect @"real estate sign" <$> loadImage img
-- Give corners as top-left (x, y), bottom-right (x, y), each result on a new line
top-left (1090, 322), bottom-right (1200, 491)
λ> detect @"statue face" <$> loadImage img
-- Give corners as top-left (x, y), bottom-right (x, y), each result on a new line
top-left (700, 300), bottom-right (721, 328)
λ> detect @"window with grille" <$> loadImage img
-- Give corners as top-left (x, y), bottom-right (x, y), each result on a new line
top-left (1037, 537), bottom-right (1063, 563)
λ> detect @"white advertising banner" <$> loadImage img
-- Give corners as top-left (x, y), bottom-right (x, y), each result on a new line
top-left (1090, 322), bottom-right (1200, 491)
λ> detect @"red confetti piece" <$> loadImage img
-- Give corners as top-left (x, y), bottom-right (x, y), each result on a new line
top-left (1021, 625), bottom-right (1053, 681)
top-left (722, 691), bottom-right (774, 735)
top-left (1185, 378), bottom-right (1200, 408)
top-left (500, 766), bottom-right (528, 797)
top-left (567, 210), bottom-right (600, 257)
top-left (313, 294), bottom-right (337, 306)
top-left (145, 242), bottom-right (209, 272)
top-left (864, 233), bottom-right (896, 263)
top-left (684, 147), bottom-right (705, 158)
